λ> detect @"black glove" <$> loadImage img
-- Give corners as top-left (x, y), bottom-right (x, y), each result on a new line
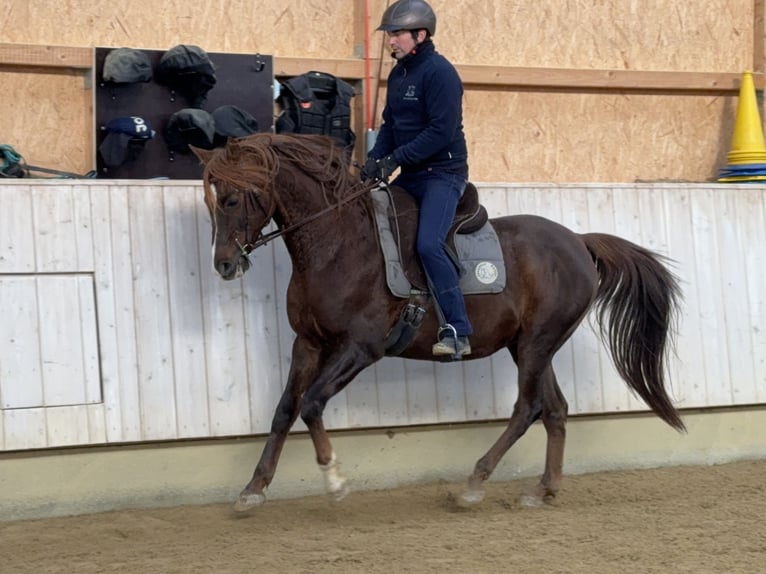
top-left (360, 155), bottom-right (398, 182)
top-left (361, 157), bottom-right (379, 181)
top-left (378, 155), bottom-right (398, 181)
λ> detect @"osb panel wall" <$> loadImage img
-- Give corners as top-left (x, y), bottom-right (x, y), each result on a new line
top-left (428, 0), bottom-right (755, 72)
top-left (0, 0), bottom-right (760, 181)
top-left (464, 91), bottom-right (733, 182)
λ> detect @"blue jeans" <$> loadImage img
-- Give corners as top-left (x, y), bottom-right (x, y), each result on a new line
top-left (392, 170), bottom-right (473, 337)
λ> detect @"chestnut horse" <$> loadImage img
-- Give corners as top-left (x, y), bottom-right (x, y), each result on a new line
top-left (192, 133), bottom-right (684, 512)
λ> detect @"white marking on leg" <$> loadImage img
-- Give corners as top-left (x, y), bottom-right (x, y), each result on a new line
top-left (319, 452), bottom-right (349, 501)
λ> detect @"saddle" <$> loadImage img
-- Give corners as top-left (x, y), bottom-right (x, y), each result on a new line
top-left (386, 182), bottom-right (488, 291)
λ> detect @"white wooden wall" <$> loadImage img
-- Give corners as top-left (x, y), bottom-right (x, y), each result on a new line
top-left (1, 180), bottom-right (764, 451)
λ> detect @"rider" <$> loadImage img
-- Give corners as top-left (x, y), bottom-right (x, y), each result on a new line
top-left (362, 0), bottom-right (472, 357)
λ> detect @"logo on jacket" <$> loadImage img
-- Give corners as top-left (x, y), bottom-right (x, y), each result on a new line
top-left (404, 85), bottom-right (417, 100)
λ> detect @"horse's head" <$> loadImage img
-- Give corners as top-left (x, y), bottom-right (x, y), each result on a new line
top-left (192, 142), bottom-right (278, 280)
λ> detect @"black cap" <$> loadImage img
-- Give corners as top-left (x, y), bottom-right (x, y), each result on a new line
top-left (212, 105), bottom-right (259, 146)
top-left (102, 48), bottom-right (153, 83)
top-left (156, 45), bottom-right (217, 108)
top-left (165, 108), bottom-right (216, 153)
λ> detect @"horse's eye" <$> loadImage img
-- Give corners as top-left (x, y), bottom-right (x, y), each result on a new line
top-left (223, 196), bottom-right (240, 209)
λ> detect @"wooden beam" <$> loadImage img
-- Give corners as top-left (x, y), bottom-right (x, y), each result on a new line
top-left (0, 43), bottom-right (92, 69)
top-left (1, 42), bottom-right (761, 93)
top-left (272, 57), bottom-right (365, 79)
top-left (378, 61), bottom-right (762, 92)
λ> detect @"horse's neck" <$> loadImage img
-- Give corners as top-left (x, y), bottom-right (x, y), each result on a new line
top-left (273, 184), bottom-right (377, 271)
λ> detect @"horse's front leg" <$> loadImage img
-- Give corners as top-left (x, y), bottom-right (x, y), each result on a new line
top-left (300, 342), bottom-right (376, 502)
top-left (234, 336), bottom-right (321, 512)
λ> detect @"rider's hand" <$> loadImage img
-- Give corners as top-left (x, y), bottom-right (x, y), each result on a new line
top-left (360, 157), bottom-right (379, 181)
top-left (378, 155), bottom-right (398, 181)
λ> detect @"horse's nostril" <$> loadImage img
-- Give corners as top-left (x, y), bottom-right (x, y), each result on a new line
top-left (217, 260), bottom-right (234, 277)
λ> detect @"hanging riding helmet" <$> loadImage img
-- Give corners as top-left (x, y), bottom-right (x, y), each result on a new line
top-left (377, 0), bottom-right (437, 36)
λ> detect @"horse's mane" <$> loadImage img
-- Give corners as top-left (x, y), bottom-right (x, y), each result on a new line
top-left (200, 133), bottom-right (362, 213)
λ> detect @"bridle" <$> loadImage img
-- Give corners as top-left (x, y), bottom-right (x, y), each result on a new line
top-left (228, 180), bottom-right (374, 259)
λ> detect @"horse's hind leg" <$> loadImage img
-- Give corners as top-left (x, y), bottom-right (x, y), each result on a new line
top-left (462, 351), bottom-right (545, 504)
top-left (521, 365), bottom-right (568, 507)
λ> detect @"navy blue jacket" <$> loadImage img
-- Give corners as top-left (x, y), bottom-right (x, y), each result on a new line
top-left (370, 40), bottom-right (468, 176)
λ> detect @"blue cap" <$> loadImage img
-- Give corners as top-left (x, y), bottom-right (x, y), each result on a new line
top-left (99, 116), bottom-right (155, 168)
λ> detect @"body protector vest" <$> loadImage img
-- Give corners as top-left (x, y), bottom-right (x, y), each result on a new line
top-left (276, 71), bottom-right (356, 151)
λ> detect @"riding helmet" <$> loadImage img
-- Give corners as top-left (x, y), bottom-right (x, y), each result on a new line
top-left (377, 0), bottom-right (437, 36)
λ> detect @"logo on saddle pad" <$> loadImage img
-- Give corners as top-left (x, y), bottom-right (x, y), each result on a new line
top-left (475, 261), bottom-right (499, 285)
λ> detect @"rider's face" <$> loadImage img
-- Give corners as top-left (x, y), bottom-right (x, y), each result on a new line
top-left (387, 29), bottom-right (423, 59)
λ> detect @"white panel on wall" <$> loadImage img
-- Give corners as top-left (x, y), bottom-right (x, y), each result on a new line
top-left (2, 180), bottom-right (765, 452)
top-left (0, 274), bottom-right (101, 410)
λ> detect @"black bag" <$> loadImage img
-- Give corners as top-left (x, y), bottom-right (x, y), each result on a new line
top-left (276, 71), bottom-right (356, 151)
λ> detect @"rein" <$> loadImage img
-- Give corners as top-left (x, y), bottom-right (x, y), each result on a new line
top-left (236, 181), bottom-right (374, 256)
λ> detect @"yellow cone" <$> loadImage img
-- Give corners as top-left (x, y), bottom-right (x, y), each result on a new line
top-left (727, 71), bottom-right (766, 164)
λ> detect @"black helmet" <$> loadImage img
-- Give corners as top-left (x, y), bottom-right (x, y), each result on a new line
top-left (377, 0), bottom-right (436, 36)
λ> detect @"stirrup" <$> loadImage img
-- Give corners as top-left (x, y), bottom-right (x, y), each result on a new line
top-left (432, 324), bottom-right (471, 357)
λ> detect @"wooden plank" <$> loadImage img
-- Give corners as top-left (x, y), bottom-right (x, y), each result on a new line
top-left (690, 188), bottom-right (733, 406)
top-left (89, 184), bottom-right (140, 442)
top-left (452, 66), bottom-right (756, 92)
top-left (718, 188), bottom-right (757, 405)
top-left (346, 364), bottom-right (381, 428)
top-left (31, 186), bottom-right (79, 273)
top-left (741, 187), bottom-right (766, 403)
top-left (2, 43), bottom-right (759, 93)
top-left (663, 187), bottom-right (706, 409)
top-left (273, 57), bottom-right (365, 79)
top-left (403, 359), bottom-right (437, 425)
top-left (239, 238), bottom-right (287, 433)
top-left (86, 403), bottom-right (107, 446)
top-left (0, 184), bottom-right (34, 273)
top-left (37, 275), bottom-right (98, 407)
top-left (462, 359), bottom-right (496, 421)
top-left (0, 276), bottom-right (43, 408)
top-left (72, 184), bottom-right (95, 271)
top-left (433, 361), bottom-right (467, 423)
top-left (489, 187), bottom-right (522, 415)
top-left (129, 185), bottom-right (178, 440)
top-left (557, 187), bottom-right (605, 415)
top-left (0, 43), bottom-right (92, 69)
top-left (196, 215), bottom-right (252, 438)
top-left (45, 405), bottom-right (92, 446)
top-left (163, 185), bottom-right (210, 438)
top-left (374, 358), bottom-right (409, 427)
top-left (3, 408), bottom-right (47, 450)
top-left (76, 274), bottom-right (102, 405)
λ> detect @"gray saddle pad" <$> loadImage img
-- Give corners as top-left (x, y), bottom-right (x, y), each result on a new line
top-left (371, 189), bottom-right (507, 299)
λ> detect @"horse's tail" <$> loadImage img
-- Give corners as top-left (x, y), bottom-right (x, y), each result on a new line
top-left (581, 232), bottom-right (686, 432)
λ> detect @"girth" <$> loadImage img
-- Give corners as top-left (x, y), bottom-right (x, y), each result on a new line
top-left (386, 182), bottom-right (488, 291)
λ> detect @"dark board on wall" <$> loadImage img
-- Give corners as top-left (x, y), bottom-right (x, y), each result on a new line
top-left (94, 47), bottom-right (274, 179)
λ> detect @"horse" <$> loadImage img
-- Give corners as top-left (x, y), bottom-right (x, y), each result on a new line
top-left (192, 133), bottom-right (685, 512)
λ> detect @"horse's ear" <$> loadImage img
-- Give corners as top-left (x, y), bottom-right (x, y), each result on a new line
top-left (190, 145), bottom-right (216, 166)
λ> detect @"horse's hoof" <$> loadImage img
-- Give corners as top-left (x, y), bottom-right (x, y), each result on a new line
top-left (519, 494), bottom-right (544, 508)
top-left (233, 490), bottom-right (267, 512)
top-left (460, 488), bottom-right (486, 505)
top-left (328, 481), bottom-right (350, 503)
